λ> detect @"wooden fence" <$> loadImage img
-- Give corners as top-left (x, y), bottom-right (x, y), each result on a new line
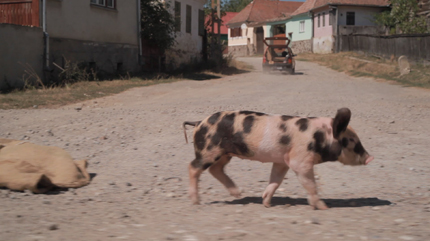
top-left (339, 34), bottom-right (430, 61)
top-left (0, 0), bottom-right (39, 27)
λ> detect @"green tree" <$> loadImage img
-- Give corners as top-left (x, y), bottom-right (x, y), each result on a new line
top-left (141, 0), bottom-right (176, 53)
top-left (374, 0), bottom-right (428, 34)
top-left (222, 0), bottom-right (252, 12)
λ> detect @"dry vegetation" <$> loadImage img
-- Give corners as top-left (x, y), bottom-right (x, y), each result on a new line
top-left (296, 52), bottom-right (430, 88)
top-left (0, 60), bottom-right (253, 110)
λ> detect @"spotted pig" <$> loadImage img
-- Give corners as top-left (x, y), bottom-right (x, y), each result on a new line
top-left (183, 108), bottom-right (373, 210)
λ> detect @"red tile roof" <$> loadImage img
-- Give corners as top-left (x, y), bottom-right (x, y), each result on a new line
top-left (292, 0), bottom-right (390, 16)
top-left (227, 0), bottom-right (303, 27)
top-left (206, 12), bottom-right (238, 34)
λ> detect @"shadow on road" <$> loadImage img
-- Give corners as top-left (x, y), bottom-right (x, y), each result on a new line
top-left (211, 196), bottom-right (392, 208)
top-left (183, 68), bottom-right (251, 81)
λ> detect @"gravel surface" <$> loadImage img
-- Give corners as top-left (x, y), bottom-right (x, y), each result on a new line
top-left (1, 57), bottom-right (429, 241)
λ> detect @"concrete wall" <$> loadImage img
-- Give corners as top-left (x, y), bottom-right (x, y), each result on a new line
top-left (164, 0), bottom-right (205, 69)
top-left (0, 24), bottom-right (43, 90)
top-left (313, 35), bottom-right (335, 54)
top-left (338, 6), bottom-right (382, 26)
top-left (50, 37), bottom-right (139, 76)
top-left (47, 0), bottom-right (138, 45)
top-left (46, 0), bottom-right (140, 74)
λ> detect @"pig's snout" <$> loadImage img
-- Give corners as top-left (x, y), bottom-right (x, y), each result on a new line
top-left (364, 154), bottom-right (374, 165)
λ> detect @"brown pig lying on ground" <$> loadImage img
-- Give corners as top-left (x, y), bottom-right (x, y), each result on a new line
top-left (183, 108), bottom-right (373, 210)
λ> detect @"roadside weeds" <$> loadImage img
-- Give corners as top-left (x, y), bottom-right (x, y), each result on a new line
top-left (0, 59), bottom-right (253, 110)
top-left (296, 52), bottom-right (430, 89)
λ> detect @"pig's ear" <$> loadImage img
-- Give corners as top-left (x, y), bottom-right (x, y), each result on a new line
top-left (332, 108), bottom-right (351, 139)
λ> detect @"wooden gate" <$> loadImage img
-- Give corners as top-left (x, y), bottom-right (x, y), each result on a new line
top-left (0, 0), bottom-right (40, 27)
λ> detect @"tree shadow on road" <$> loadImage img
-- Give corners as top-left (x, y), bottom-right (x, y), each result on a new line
top-left (211, 196), bottom-right (391, 208)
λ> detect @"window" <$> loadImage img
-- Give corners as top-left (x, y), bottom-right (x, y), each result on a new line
top-left (90, 0), bottom-right (115, 8)
top-left (299, 20), bottom-right (305, 33)
top-left (318, 14), bottom-right (320, 27)
top-left (230, 28), bottom-right (242, 37)
top-left (186, 5), bottom-right (191, 34)
top-left (198, 9), bottom-right (205, 36)
top-left (174, 1), bottom-right (181, 32)
top-left (346, 12), bottom-right (355, 25)
top-left (322, 12), bottom-right (325, 27)
top-left (329, 10), bottom-right (333, 25)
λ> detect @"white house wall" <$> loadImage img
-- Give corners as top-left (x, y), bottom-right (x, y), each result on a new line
top-left (46, 0), bottom-right (140, 74)
top-left (338, 6), bottom-right (381, 26)
top-left (164, 0), bottom-right (205, 69)
top-left (228, 26), bottom-right (254, 57)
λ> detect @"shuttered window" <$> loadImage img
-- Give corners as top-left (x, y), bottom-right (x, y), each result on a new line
top-left (230, 28), bottom-right (242, 37)
top-left (198, 9), bottom-right (205, 36)
top-left (323, 12), bottom-right (325, 27)
top-left (90, 0), bottom-right (115, 8)
top-left (175, 1), bottom-right (181, 32)
top-left (186, 5), bottom-right (191, 34)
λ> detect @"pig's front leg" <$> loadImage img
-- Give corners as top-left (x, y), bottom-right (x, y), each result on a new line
top-left (262, 163), bottom-right (289, 207)
top-left (288, 156), bottom-right (328, 210)
top-left (294, 166), bottom-right (327, 210)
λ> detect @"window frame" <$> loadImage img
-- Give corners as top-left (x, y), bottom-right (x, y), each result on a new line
top-left (198, 9), bottom-right (205, 36)
top-left (90, 0), bottom-right (115, 9)
top-left (230, 28), bottom-right (242, 38)
top-left (299, 20), bottom-right (305, 33)
top-left (317, 13), bottom-right (320, 28)
top-left (346, 12), bottom-right (355, 26)
top-left (174, 1), bottom-right (181, 32)
top-left (322, 12), bottom-right (325, 27)
top-left (186, 4), bottom-right (191, 34)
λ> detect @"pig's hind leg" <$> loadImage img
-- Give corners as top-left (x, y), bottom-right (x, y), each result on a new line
top-left (208, 155), bottom-right (241, 198)
top-left (188, 161), bottom-right (203, 205)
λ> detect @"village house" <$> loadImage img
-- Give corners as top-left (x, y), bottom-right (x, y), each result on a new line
top-left (1, 0), bottom-right (141, 90)
top-left (310, 0), bottom-right (390, 53)
top-left (163, 0), bottom-right (206, 69)
top-left (226, 0), bottom-right (302, 56)
top-left (205, 12), bottom-right (238, 54)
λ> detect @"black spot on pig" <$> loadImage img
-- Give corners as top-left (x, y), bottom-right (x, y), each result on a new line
top-left (207, 144), bottom-right (214, 151)
top-left (281, 115), bottom-right (293, 121)
top-left (243, 115), bottom-right (255, 133)
top-left (191, 152), bottom-right (202, 168)
top-left (239, 111), bottom-right (266, 116)
top-left (279, 135), bottom-right (291, 145)
top-left (195, 125), bottom-right (208, 150)
top-left (279, 123), bottom-right (287, 132)
top-left (307, 142), bottom-right (314, 151)
top-left (354, 141), bottom-right (365, 156)
top-left (296, 118), bottom-right (309, 132)
top-left (341, 138), bottom-right (349, 147)
top-left (227, 132), bottom-right (251, 156)
top-left (202, 163), bottom-right (212, 170)
top-left (208, 112), bottom-right (221, 125)
top-left (311, 131), bottom-right (341, 162)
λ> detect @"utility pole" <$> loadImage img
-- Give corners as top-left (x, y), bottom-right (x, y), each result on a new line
top-left (210, 0), bottom-right (222, 66)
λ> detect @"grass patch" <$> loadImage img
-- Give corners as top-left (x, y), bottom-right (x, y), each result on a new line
top-left (0, 60), bottom-right (253, 110)
top-left (296, 52), bottom-right (430, 89)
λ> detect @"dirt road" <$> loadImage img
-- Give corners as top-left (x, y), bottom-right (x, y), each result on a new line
top-left (1, 58), bottom-right (429, 241)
